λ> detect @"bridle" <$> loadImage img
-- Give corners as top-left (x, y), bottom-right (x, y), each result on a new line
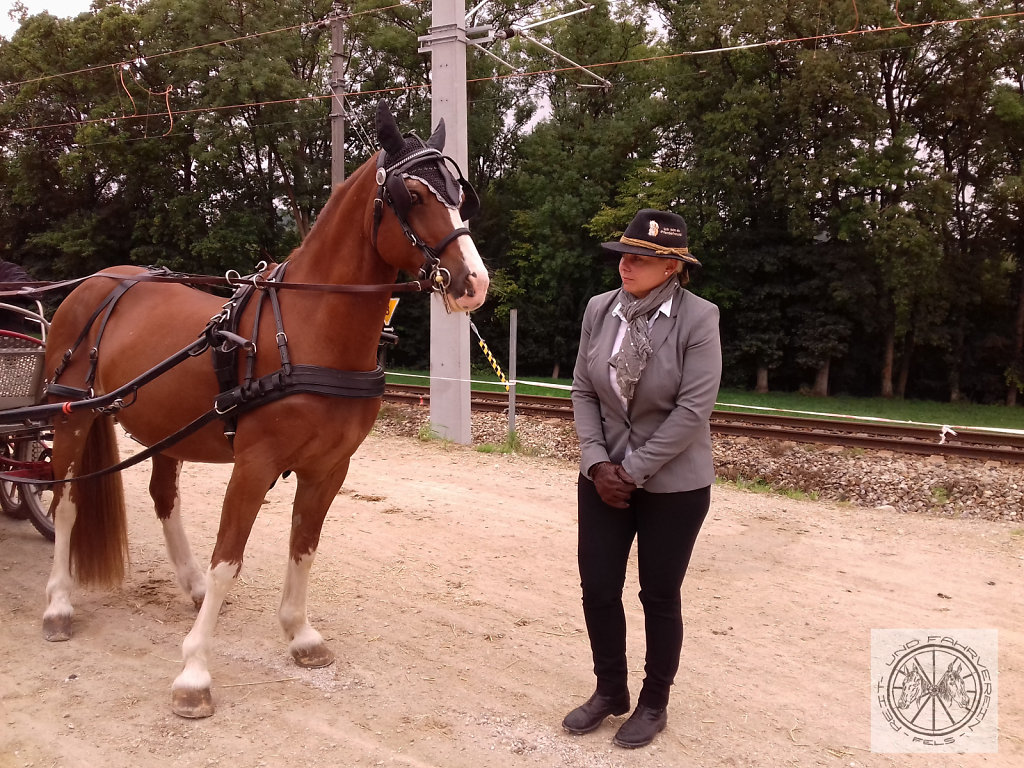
top-left (371, 144), bottom-right (480, 305)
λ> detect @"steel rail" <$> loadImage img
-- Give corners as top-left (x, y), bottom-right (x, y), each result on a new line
top-left (383, 384), bottom-right (1024, 463)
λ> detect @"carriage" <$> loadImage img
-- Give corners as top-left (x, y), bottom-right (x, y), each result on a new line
top-left (0, 297), bottom-right (54, 540)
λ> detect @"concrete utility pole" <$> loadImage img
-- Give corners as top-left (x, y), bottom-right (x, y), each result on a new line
top-left (419, 0), bottom-right (473, 444)
top-left (329, 2), bottom-right (346, 186)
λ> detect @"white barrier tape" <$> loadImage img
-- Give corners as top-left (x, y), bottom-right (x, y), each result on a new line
top-left (387, 371), bottom-right (574, 391)
top-left (387, 370), bottom-right (513, 389)
top-left (511, 379), bottom-right (573, 391)
top-left (715, 402), bottom-right (1024, 437)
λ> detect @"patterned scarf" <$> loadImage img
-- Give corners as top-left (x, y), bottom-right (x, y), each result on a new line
top-left (610, 277), bottom-right (679, 401)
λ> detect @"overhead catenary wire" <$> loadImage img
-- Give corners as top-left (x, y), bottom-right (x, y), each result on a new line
top-left (3, 2), bottom-right (1019, 93)
top-left (475, 7), bottom-right (1024, 86)
top-left (2, 7), bottom-right (1022, 141)
top-left (0, 0), bottom-right (429, 90)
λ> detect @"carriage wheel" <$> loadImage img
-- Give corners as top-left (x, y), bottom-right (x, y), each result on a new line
top-left (14, 434), bottom-right (54, 541)
top-left (0, 439), bottom-right (29, 519)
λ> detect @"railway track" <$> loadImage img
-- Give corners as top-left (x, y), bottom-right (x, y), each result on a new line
top-left (383, 384), bottom-right (1024, 463)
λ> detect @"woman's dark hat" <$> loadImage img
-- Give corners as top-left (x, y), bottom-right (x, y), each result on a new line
top-left (601, 209), bottom-right (700, 266)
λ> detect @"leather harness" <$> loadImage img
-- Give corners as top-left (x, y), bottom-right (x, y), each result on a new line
top-left (38, 262), bottom-right (386, 459)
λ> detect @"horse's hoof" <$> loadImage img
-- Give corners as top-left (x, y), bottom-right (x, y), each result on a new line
top-left (43, 615), bottom-right (72, 642)
top-left (171, 686), bottom-right (214, 719)
top-left (191, 595), bottom-right (204, 612)
top-left (291, 643), bottom-right (335, 669)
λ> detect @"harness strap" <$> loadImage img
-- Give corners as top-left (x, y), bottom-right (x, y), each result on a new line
top-left (6, 405), bottom-right (226, 486)
top-left (11, 332), bottom-right (212, 425)
top-left (0, 272), bottom-right (434, 299)
top-left (50, 278), bottom-right (139, 386)
top-left (428, 227), bottom-right (472, 259)
top-left (266, 266), bottom-right (292, 376)
top-left (212, 263), bottom-right (288, 443)
top-left (86, 279), bottom-right (141, 389)
top-left (3, 364), bottom-right (386, 487)
top-left (214, 364), bottom-right (385, 414)
top-left (210, 281), bottom-right (259, 401)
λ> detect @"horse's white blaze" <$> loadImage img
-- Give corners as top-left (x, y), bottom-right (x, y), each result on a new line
top-left (447, 207), bottom-right (489, 312)
top-left (279, 553), bottom-right (323, 652)
top-left (158, 473), bottom-right (205, 605)
top-left (43, 476), bottom-right (79, 624)
top-left (172, 560), bottom-right (236, 694)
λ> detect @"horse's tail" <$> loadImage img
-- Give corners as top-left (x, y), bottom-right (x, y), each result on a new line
top-left (68, 414), bottom-right (129, 587)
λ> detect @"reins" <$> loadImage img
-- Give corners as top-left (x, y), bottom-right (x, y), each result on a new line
top-left (0, 270), bottom-right (436, 300)
top-left (1, 271), bottom-right (388, 487)
top-left (2, 333), bottom-right (224, 485)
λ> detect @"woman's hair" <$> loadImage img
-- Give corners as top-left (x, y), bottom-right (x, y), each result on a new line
top-left (675, 261), bottom-right (691, 287)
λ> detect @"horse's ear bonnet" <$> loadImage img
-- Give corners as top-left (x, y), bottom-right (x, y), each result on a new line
top-left (374, 101), bottom-right (480, 221)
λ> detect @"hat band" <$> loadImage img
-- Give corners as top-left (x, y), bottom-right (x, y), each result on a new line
top-left (619, 235), bottom-right (690, 258)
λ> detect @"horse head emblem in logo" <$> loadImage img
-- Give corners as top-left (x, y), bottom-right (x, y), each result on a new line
top-left (648, 220), bottom-right (660, 238)
top-left (897, 665), bottom-right (926, 710)
top-left (937, 661), bottom-right (971, 709)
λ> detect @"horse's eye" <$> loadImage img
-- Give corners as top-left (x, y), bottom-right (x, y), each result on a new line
top-left (409, 190), bottom-right (421, 204)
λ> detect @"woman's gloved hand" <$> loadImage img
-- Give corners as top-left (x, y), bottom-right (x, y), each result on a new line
top-left (591, 462), bottom-right (637, 509)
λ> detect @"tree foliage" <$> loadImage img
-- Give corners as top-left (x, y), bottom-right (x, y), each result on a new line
top-left (1, 0), bottom-right (1022, 404)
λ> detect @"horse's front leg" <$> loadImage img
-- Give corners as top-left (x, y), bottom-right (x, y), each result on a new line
top-left (278, 462), bottom-right (350, 668)
top-left (171, 462), bottom-right (273, 718)
top-left (150, 454), bottom-right (205, 609)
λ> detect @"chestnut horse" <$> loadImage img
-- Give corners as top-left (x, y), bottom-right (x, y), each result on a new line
top-left (39, 102), bottom-right (488, 718)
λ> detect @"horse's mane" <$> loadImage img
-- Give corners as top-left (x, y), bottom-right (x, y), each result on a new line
top-left (296, 158), bottom-right (377, 250)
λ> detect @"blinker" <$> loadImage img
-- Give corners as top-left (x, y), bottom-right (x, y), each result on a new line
top-left (376, 139), bottom-right (480, 222)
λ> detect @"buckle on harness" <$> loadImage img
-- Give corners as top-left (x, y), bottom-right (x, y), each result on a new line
top-left (214, 394), bottom-right (238, 416)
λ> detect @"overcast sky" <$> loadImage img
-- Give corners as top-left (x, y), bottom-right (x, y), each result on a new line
top-left (2, 0), bottom-right (93, 39)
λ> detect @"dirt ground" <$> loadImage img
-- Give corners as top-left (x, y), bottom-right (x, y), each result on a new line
top-left (1, 429), bottom-right (1021, 768)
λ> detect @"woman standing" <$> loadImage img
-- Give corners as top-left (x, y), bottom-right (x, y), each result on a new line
top-left (564, 209), bottom-right (722, 748)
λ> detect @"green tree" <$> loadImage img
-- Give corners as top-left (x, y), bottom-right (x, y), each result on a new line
top-left (494, 1), bottom-right (667, 377)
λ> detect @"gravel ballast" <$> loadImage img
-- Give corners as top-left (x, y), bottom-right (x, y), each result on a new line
top-left (373, 402), bottom-right (1024, 523)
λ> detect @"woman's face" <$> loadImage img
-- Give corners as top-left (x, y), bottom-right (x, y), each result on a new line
top-left (618, 253), bottom-right (675, 298)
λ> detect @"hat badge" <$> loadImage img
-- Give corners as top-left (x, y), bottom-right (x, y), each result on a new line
top-left (648, 220), bottom-right (659, 237)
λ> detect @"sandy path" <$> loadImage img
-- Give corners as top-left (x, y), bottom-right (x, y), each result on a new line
top-left (1, 431), bottom-right (1021, 767)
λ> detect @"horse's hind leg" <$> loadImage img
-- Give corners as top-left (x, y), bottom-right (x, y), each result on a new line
top-left (43, 415), bottom-right (92, 640)
top-left (278, 464), bottom-right (349, 668)
top-left (43, 412), bottom-right (127, 641)
top-left (150, 454), bottom-right (205, 609)
top-left (42, 482), bottom-right (80, 641)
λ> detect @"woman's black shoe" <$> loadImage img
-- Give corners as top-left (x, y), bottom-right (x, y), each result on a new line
top-left (612, 704), bottom-right (667, 748)
top-left (561, 691), bottom-right (631, 734)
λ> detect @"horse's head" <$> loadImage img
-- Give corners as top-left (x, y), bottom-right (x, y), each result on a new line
top-left (938, 662), bottom-right (970, 709)
top-left (897, 666), bottom-right (924, 710)
top-left (371, 101), bottom-right (489, 312)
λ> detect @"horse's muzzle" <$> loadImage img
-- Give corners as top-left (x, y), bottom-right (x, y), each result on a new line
top-left (447, 270), bottom-right (489, 312)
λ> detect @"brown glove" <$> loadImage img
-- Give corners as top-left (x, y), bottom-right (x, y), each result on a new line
top-left (591, 462), bottom-right (636, 509)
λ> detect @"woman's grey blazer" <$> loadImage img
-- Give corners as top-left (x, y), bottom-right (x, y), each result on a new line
top-left (571, 287), bottom-right (722, 493)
